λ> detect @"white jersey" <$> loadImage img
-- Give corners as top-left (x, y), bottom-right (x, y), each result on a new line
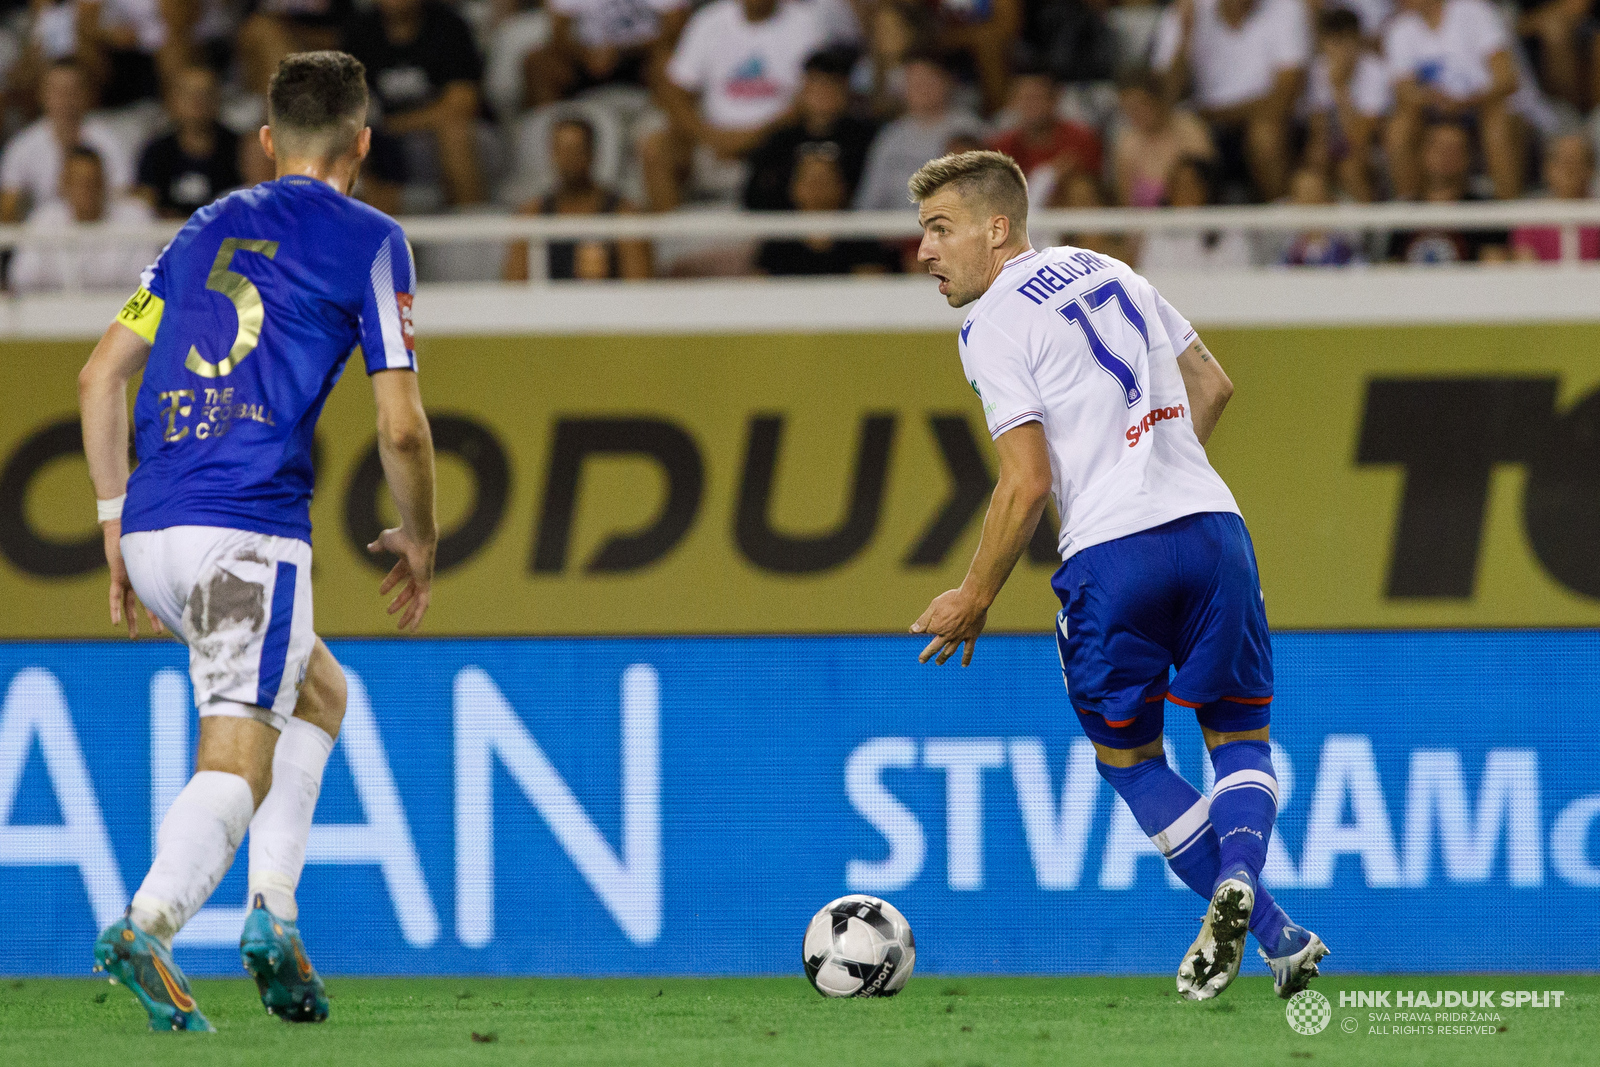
top-left (959, 245), bottom-right (1241, 561)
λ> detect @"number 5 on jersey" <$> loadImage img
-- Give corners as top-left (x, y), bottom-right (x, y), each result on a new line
top-left (1057, 278), bottom-right (1148, 408)
top-left (185, 238), bottom-right (280, 378)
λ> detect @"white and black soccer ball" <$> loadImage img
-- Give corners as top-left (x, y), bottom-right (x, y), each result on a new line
top-left (802, 895), bottom-right (915, 998)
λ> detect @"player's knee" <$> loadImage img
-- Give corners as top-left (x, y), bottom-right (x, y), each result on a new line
top-left (1092, 738), bottom-right (1165, 769)
top-left (293, 640), bottom-right (347, 739)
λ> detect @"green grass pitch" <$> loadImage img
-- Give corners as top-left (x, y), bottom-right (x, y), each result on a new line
top-left (2, 974), bottom-right (1594, 1066)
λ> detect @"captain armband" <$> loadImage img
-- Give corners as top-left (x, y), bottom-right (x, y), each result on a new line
top-left (116, 287), bottom-right (165, 343)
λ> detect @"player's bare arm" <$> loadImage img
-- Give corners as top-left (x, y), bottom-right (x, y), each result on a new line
top-left (1175, 337), bottom-right (1233, 446)
top-left (911, 420), bottom-right (1052, 667)
top-left (367, 368), bottom-right (438, 632)
top-left (77, 321), bottom-right (164, 638)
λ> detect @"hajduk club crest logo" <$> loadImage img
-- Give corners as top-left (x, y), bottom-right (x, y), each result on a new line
top-left (1286, 989), bottom-right (1332, 1035)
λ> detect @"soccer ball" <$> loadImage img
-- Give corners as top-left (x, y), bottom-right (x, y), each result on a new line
top-left (802, 895), bottom-right (915, 998)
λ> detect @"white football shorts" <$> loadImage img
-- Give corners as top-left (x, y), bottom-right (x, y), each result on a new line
top-left (121, 525), bottom-right (314, 732)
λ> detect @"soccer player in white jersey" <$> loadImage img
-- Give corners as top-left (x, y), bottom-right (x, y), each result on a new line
top-left (907, 151), bottom-right (1327, 1001)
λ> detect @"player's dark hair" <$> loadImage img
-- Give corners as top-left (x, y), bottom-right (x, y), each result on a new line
top-left (908, 150), bottom-right (1029, 233)
top-left (1317, 8), bottom-right (1361, 37)
top-left (267, 51), bottom-right (368, 160)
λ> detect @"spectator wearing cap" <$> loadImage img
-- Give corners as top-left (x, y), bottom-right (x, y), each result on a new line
top-left (643, 0), bottom-right (833, 211)
top-left (11, 145), bottom-right (159, 292)
top-left (1383, 0), bottom-right (1525, 200)
top-left (756, 148), bottom-right (900, 274)
top-left (1386, 121), bottom-right (1509, 261)
top-left (1511, 132), bottom-right (1599, 261)
top-left (524, 0), bottom-right (689, 106)
top-left (744, 47), bottom-right (877, 210)
top-left (1303, 8), bottom-right (1391, 201)
top-left (504, 117), bottom-right (651, 281)
top-left (0, 60), bottom-right (133, 224)
top-left (852, 54), bottom-right (984, 210)
top-left (1111, 69), bottom-right (1216, 207)
top-left (988, 68), bottom-right (1101, 187)
top-left (344, 0), bottom-right (488, 214)
top-left (1153, 0), bottom-right (1312, 201)
top-left (135, 66), bottom-right (241, 219)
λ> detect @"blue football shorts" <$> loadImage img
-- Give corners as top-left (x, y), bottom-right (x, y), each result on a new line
top-left (1052, 511), bottom-right (1273, 749)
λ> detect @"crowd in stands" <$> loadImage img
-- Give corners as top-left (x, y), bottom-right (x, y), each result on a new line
top-left (2, 0), bottom-right (1599, 288)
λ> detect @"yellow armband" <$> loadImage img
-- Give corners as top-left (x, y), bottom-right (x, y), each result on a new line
top-left (116, 287), bottom-right (164, 344)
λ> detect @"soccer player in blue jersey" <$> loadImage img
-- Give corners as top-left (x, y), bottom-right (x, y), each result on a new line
top-left (907, 152), bottom-right (1327, 1001)
top-left (77, 52), bottom-right (437, 1031)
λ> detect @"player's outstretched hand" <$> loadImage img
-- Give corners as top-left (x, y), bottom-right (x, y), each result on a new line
top-left (367, 526), bottom-right (436, 633)
top-left (911, 588), bottom-right (989, 667)
top-left (103, 522), bottom-right (163, 639)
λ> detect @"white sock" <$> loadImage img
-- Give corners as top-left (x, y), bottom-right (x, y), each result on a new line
top-left (247, 717), bottom-right (335, 923)
top-left (130, 770), bottom-right (255, 945)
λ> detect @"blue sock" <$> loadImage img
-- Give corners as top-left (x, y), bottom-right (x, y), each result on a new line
top-left (1207, 739), bottom-right (1292, 947)
top-left (1207, 740), bottom-right (1277, 887)
top-left (1095, 757), bottom-right (1223, 899)
top-left (1099, 753), bottom-right (1291, 948)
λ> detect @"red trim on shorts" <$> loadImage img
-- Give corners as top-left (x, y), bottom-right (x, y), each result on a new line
top-left (1077, 708), bottom-right (1139, 728)
top-left (1165, 693), bottom-right (1274, 709)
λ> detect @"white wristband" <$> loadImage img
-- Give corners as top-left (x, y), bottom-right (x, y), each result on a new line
top-left (96, 494), bottom-right (126, 523)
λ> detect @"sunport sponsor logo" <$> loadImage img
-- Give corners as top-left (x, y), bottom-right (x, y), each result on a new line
top-left (1339, 990), bottom-right (1566, 1009)
top-left (1125, 404), bottom-right (1185, 447)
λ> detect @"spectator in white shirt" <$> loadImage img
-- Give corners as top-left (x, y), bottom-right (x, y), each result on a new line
top-left (1383, 0), bottom-right (1525, 199)
top-left (524, 0), bottom-right (689, 107)
top-left (1153, 0), bottom-right (1312, 201)
top-left (10, 146), bottom-right (159, 293)
top-left (852, 55), bottom-right (985, 209)
top-left (643, 0), bottom-right (833, 210)
top-left (1303, 8), bottom-right (1391, 201)
top-left (0, 60), bottom-right (134, 223)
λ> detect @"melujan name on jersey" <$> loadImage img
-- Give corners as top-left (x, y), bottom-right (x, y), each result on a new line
top-left (1012, 250), bottom-right (1113, 305)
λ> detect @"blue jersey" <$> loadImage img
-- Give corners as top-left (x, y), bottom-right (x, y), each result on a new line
top-left (117, 176), bottom-right (416, 543)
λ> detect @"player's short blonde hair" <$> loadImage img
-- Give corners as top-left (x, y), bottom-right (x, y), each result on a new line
top-left (908, 150), bottom-right (1029, 230)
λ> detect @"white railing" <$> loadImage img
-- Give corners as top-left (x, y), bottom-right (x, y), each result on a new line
top-left (5, 198), bottom-right (1600, 250)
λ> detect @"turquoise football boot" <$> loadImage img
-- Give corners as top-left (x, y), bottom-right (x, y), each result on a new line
top-left (93, 915), bottom-right (216, 1032)
top-left (240, 894), bottom-right (330, 1022)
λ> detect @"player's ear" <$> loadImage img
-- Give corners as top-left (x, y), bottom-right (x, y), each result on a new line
top-left (990, 214), bottom-right (1010, 249)
top-left (259, 125), bottom-right (275, 162)
top-left (355, 126), bottom-right (372, 162)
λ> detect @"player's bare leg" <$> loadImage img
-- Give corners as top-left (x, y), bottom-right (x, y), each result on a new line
top-left (241, 638), bottom-right (346, 1021)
